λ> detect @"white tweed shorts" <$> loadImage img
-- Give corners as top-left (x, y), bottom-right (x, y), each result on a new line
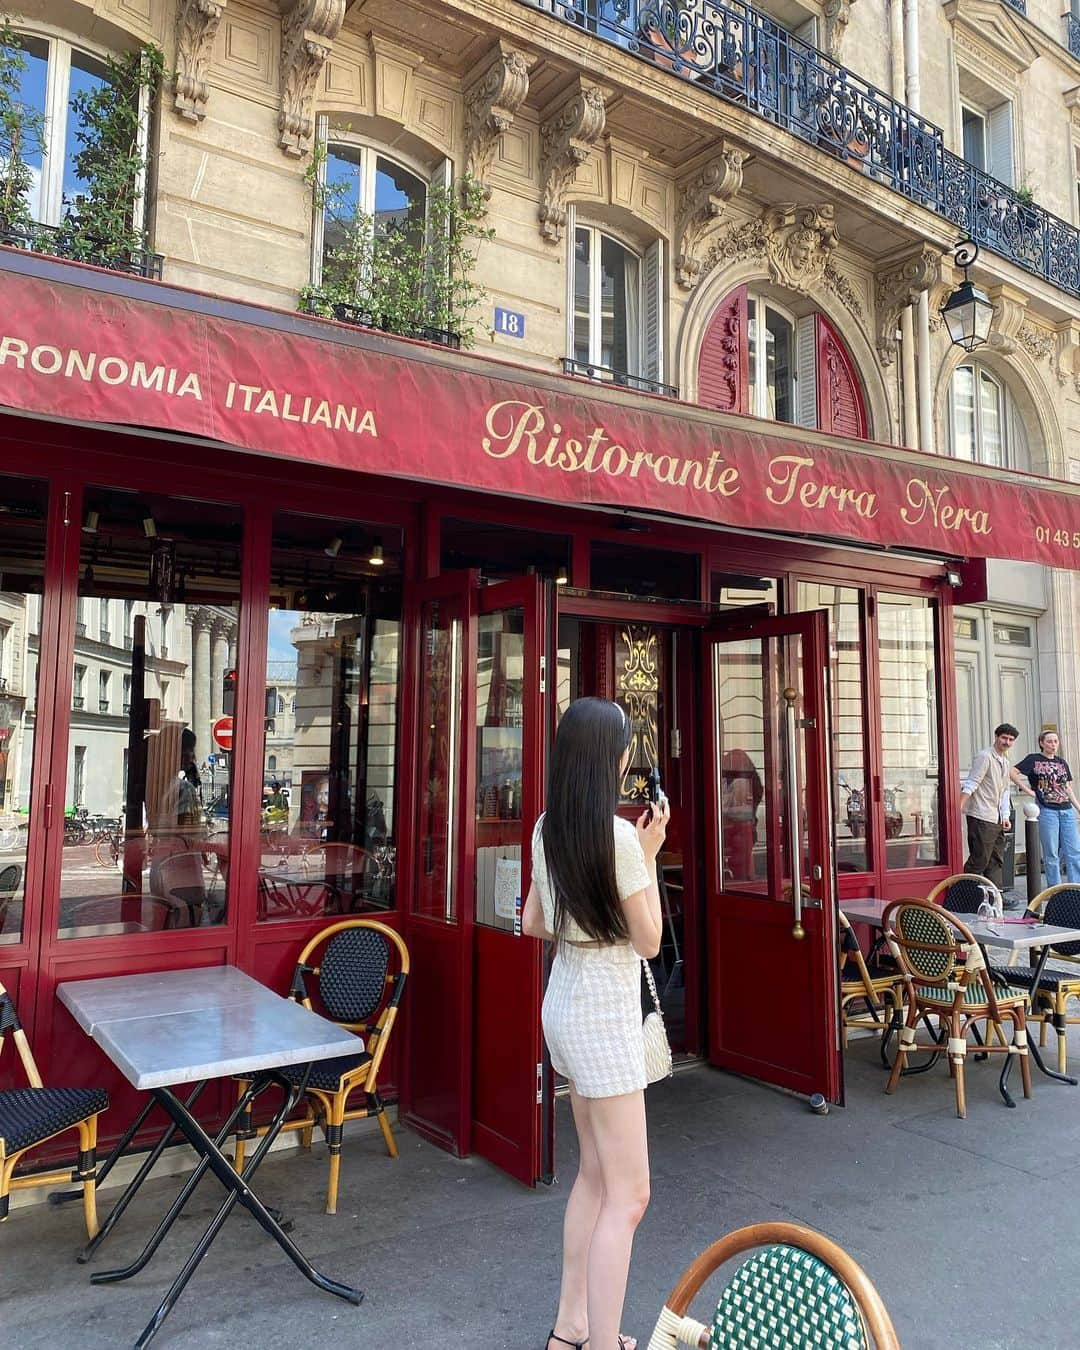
top-left (542, 940), bottom-right (646, 1098)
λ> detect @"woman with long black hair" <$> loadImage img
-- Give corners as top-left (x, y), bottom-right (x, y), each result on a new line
top-left (522, 697), bottom-right (670, 1350)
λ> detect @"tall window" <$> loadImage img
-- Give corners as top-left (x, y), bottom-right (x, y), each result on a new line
top-left (571, 224), bottom-right (664, 390)
top-left (313, 135), bottom-right (428, 284)
top-left (948, 364), bottom-right (1028, 470)
top-left (960, 100), bottom-right (1013, 185)
top-left (98, 669), bottom-right (110, 713)
top-left (10, 33), bottom-right (133, 226)
top-left (747, 295), bottom-right (797, 422)
top-left (72, 664), bottom-right (86, 708)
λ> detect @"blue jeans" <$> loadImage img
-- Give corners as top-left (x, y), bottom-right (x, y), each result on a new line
top-left (1038, 808), bottom-right (1080, 886)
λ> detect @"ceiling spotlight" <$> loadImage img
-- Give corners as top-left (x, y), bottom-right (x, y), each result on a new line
top-left (142, 513), bottom-right (158, 539)
top-left (555, 566), bottom-right (569, 586)
top-left (324, 535), bottom-right (343, 559)
top-left (368, 543), bottom-right (385, 567)
top-left (82, 509), bottom-right (99, 534)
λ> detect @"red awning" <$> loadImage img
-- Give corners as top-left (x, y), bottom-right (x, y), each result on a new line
top-left (1, 252), bottom-right (1078, 568)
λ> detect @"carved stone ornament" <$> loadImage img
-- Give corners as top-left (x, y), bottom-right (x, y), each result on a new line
top-left (675, 147), bottom-right (746, 289)
top-left (1018, 323), bottom-right (1055, 364)
top-left (822, 263), bottom-right (864, 322)
top-left (174, 0), bottom-right (226, 123)
top-left (823, 0), bottom-right (858, 60)
top-left (984, 286), bottom-right (1027, 357)
top-left (874, 246), bottom-right (942, 364)
top-left (1055, 322), bottom-right (1080, 386)
top-left (538, 81), bottom-right (607, 244)
top-left (762, 204), bottom-right (838, 292)
top-left (278, 0), bottom-right (346, 158)
top-left (464, 43), bottom-right (532, 202)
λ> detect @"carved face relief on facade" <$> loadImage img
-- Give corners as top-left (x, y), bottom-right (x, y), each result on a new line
top-left (762, 205), bottom-right (838, 291)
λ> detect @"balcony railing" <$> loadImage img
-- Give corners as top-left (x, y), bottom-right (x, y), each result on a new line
top-left (301, 295), bottom-right (462, 349)
top-left (563, 357), bottom-right (679, 397)
top-left (99, 699), bottom-right (110, 713)
top-left (0, 217), bottom-right (164, 281)
top-left (1066, 12), bottom-right (1080, 59)
top-left (528, 0), bottom-right (1080, 301)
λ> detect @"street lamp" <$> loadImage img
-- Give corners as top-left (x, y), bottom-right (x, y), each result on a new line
top-left (941, 239), bottom-right (994, 352)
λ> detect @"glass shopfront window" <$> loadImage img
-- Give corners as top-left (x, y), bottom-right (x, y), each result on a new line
top-left (877, 593), bottom-right (942, 869)
top-left (0, 473), bottom-right (48, 946)
top-left (257, 513), bottom-right (402, 922)
top-left (58, 489), bottom-right (241, 938)
top-left (796, 583), bottom-right (867, 873)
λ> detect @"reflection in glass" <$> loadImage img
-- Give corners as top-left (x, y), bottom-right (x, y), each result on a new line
top-left (713, 638), bottom-right (769, 894)
top-left (416, 597), bottom-right (462, 922)
top-left (878, 594), bottom-right (941, 869)
top-left (257, 514), bottom-right (402, 921)
top-left (796, 583), bottom-right (867, 872)
top-left (0, 475), bottom-right (47, 945)
top-left (474, 610), bottom-right (525, 931)
top-left (58, 489), bottom-right (241, 938)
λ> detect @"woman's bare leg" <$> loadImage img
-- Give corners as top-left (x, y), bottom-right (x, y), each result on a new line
top-left (548, 1083), bottom-right (600, 1348)
top-left (585, 1089), bottom-right (649, 1350)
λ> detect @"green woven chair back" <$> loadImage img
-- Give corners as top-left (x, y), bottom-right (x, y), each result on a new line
top-left (894, 903), bottom-right (954, 981)
top-left (710, 1243), bottom-right (868, 1349)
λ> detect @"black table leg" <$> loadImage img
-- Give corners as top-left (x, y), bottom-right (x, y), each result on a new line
top-left (75, 1082), bottom-right (209, 1264)
top-left (91, 1076), bottom-right (267, 1284)
top-left (129, 1071), bottom-right (362, 1349)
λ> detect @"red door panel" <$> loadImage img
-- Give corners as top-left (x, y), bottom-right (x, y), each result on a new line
top-left (703, 610), bottom-right (841, 1102)
top-left (816, 314), bottom-right (868, 439)
top-left (698, 285), bottom-right (748, 414)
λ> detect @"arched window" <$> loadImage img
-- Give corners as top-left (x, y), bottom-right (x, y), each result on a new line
top-left (312, 132), bottom-right (429, 285)
top-left (10, 32), bottom-right (131, 227)
top-left (569, 221), bottom-right (665, 392)
top-left (948, 363), bottom-right (1028, 470)
top-left (698, 285), bottom-right (868, 438)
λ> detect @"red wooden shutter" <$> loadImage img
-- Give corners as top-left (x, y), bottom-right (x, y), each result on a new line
top-left (698, 285), bottom-right (748, 414)
top-left (816, 314), bottom-right (867, 438)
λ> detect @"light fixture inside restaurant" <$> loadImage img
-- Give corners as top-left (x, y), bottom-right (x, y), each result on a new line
top-left (324, 535), bottom-right (343, 559)
top-left (367, 542), bottom-right (385, 567)
top-left (82, 509), bottom-right (99, 534)
top-left (142, 512), bottom-right (158, 539)
top-left (555, 566), bottom-right (569, 586)
top-left (941, 239), bottom-right (994, 353)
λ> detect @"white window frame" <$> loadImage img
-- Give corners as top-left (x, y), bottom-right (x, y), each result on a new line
top-left (311, 118), bottom-right (436, 286)
top-left (572, 222), bottom-right (642, 377)
top-left (948, 362), bottom-right (1027, 470)
top-left (960, 97), bottom-right (1014, 186)
top-left (12, 26), bottom-right (151, 230)
top-left (569, 220), bottom-right (665, 387)
top-left (746, 291), bottom-right (808, 425)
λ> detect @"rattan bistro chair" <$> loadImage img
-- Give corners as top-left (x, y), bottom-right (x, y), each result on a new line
top-left (0, 982), bottom-right (107, 1238)
top-left (838, 910), bottom-right (905, 1049)
top-left (646, 1221), bottom-right (900, 1350)
top-left (883, 900), bottom-right (1032, 1118)
top-left (989, 884), bottom-right (1080, 1073)
top-left (927, 873), bottom-right (1005, 915)
top-left (233, 919), bottom-right (409, 1214)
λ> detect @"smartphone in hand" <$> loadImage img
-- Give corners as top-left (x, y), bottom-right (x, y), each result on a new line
top-left (645, 765), bottom-right (666, 823)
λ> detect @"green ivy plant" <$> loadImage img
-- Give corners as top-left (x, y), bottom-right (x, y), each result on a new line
top-left (302, 145), bottom-right (495, 348)
top-left (62, 44), bottom-right (164, 268)
top-left (0, 16), bottom-right (44, 238)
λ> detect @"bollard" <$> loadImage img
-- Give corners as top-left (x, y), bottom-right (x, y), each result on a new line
top-left (1023, 800), bottom-right (1041, 910)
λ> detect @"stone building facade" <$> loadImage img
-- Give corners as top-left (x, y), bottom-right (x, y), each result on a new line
top-left (9, 0), bottom-right (1080, 798)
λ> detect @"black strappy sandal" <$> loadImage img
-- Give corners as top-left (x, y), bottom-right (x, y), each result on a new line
top-left (545, 1333), bottom-right (587, 1350)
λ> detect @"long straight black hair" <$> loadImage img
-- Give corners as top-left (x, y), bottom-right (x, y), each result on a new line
top-left (542, 696), bottom-right (631, 943)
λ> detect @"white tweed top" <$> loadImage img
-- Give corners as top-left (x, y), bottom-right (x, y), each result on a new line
top-left (531, 813), bottom-right (653, 941)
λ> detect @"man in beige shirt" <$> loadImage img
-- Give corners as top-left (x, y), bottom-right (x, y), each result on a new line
top-left (959, 723), bottom-right (1018, 902)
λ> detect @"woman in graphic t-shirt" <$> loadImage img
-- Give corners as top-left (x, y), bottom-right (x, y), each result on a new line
top-left (1012, 730), bottom-right (1080, 885)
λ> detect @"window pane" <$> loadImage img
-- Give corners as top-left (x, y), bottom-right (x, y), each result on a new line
top-left (713, 638), bottom-right (770, 896)
top-left (877, 594), bottom-right (941, 870)
top-left (59, 490), bottom-right (242, 938)
top-left (258, 514), bottom-right (402, 922)
top-left (765, 306), bottom-right (793, 423)
top-left (979, 372), bottom-right (1003, 467)
top-left (13, 34), bottom-right (47, 219)
top-left (0, 474), bottom-right (48, 947)
top-left (573, 228), bottom-right (591, 365)
top-left (323, 144), bottom-right (362, 272)
top-left (474, 609), bottom-right (525, 931)
top-left (374, 155), bottom-right (425, 248)
top-left (747, 297), bottom-right (758, 410)
top-left (599, 233), bottom-right (638, 374)
top-left (416, 595), bottom-right (463, 921)
top-left (62, 50), bottom-right (112, 213)
top-left (796, 583), bottom-right (867, 872)
top-left (962, 108), bottom-right (985, 170)
top-left (951, 365), bottom-right (976, 461)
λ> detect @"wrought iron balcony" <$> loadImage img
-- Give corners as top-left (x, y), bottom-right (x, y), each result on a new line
top-left (0, 217), bottom-right (163, 281)
top-left (563, 357), bottom-right (678, 397)
top-left (301, 294), bottom-right (462, 349)
top-left (528, 0), bottom-right (1080, 301)
top-left (1002, 0), bottom-right (1025, 13)
top-left (1066, 12), bottom-right (1080, 59)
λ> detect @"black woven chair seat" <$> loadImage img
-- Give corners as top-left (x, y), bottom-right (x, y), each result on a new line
top-left (988, 964), bottom-right (1080, 994)
top-left (278, 1051), bottom-right (372, 1092)
top-left (0, 1085), bottom-right (108, 1152)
